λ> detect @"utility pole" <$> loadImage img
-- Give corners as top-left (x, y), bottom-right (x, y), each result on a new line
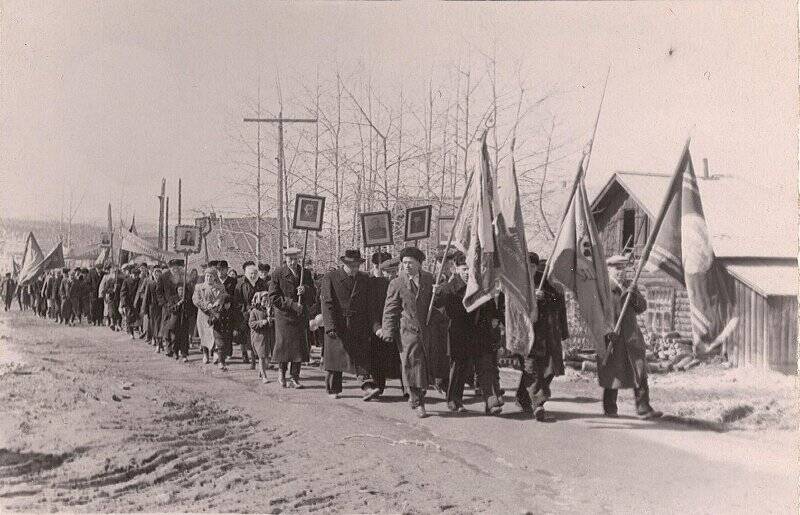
top-left (244, 113), bottom-right (317, 260)
top-left (165, 196), bottom-right (170, 251)
top-left (157, 178), bottom-right (166, 250)
top-left (177, 178), bottom-right (182, 225)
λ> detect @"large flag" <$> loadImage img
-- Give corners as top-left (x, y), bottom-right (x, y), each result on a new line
top-left (548, 164), bottom-right (615, 357)
top-left (19, 242), bottom-right (64, 285)
top-left (452, 132), bottom-right (498, 312)
top-left (120, 230), bottom-right (179, 263)
top-left (17, 232), bottom-right (44, 284)
top-left (648, 145), bottom-right (735, 354)
top-left (11, 258), bottom-right (20, 278)
top-left (494, 150), bottom-right (536, 356)
top-left (95, 246), bottom-right (110, 267)
top-left (118, 216), bottom-right (138, 264)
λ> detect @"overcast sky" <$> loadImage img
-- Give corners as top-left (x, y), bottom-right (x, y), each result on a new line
top-left (1, 1), bottom-right (796, 226)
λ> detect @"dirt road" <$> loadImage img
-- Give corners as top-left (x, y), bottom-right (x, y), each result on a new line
top-left (0, 311), bottom-right (795, 513)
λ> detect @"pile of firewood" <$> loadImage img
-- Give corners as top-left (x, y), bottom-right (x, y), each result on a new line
top-left (561, 334), bottom-right (704, 374)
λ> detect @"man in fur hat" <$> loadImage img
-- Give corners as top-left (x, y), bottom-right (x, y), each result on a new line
top-left (380, 247), bottom-right (439, 418)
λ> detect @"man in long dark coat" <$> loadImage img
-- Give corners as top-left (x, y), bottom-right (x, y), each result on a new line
top-left (437, 252), bottom-right (504, 415)
top-left (380, 247), bottom-right (438, 418)
top-left (87, 264), bottom-right (102, 325)
top-left (320, 250), bottom-right (371, 399)
top-left (364, 251), bottom-right (402, 400)
top-left (234, 261), bottom-right (267, 367)
top-left (427, 250), bottom-right (455, 394)
top-left (120, 265), bottom-right (141, 338)
top-left (600, 256), bottom-right (662, 420)
top-left (268, 247), bottom-right (317, 388)
top-left (516, 253), bottom-right (569, 422)
top-left (159, 259), bottom-right (189, 361)
top-left (141, 267), bottom-right (165, 352)
top-left (2, 273), bottom-right (16, 311)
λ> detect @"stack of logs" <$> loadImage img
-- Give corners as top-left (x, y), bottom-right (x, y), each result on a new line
top-left (564, 334), bottom-right (702, 374)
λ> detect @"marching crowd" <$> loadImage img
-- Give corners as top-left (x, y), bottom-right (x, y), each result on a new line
top-left (3, 246), bottom-right (662, 422)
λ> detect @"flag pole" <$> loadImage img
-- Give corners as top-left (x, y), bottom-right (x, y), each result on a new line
top-left (537, 66), bottom-right (609, 291)
top-left (610, 138), bottom-right (691, 335)
top-left (425, 167), bottom-right (476, 325)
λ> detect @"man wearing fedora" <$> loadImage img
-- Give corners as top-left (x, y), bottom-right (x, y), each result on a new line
top-left (268, 247), bottom-right (317, 388)
top-left (320, 249), bottom-right (371, 399)
top-left (380, 247), bottom-right (439, 418)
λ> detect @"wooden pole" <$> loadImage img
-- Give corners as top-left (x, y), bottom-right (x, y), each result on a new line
top-left (611, 140), bottom-right (690, 336)
top-left (298, 229), bottom-right (310, 302)
top-left (425, 167), bottom-right (476, 324)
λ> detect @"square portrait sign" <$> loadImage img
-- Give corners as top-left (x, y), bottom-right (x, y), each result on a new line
top-left (361, 211), bottom-right (393, 247)
top-left (404, 205), bottom-right (432, 241)
top-left (437, 216), bottom-right (455, 246)
top-left (293, 194), bottom-right (326, 232)
top-left (174, 225), bottom-right (201, 253)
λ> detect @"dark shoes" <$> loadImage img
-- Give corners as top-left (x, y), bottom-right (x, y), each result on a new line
top-left (533, 406), bottom-right (556, 422)
top-left (362, 388), bottom-right (382, 402)
top-left (636, 405), bottom-right (663, 420)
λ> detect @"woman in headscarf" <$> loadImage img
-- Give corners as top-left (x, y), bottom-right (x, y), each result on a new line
top-left (192, 266), bottom-right (226, 366)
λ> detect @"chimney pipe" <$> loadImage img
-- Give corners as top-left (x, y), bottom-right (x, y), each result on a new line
top-left (702, 158), bottom-right (709, 179)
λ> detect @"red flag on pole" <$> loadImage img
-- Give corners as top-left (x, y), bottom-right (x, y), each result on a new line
top-left (452, 131), bottom-right (498, 312)
top-left (547, 164), bottom-right (615, 357)
top-left (648, 146), bottom-right (735, 354)
top-left (494, 148), bottom-right (536, 356)
top-left (19, 242), bottom-right (64, 285)
top-left (17, 232), bottom-right (44, 284)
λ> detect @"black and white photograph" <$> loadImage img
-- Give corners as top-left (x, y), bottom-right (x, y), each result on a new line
top-left (292, 194), bottom-right (325, 232)
top-left (174, 225), bottom-right (200, 253)
top-left (404, 205), bottom-right (432, 241)
top-left (0, 2), bottom-right (797, 513)
top-left (360, 211), bottom-right (393, 247)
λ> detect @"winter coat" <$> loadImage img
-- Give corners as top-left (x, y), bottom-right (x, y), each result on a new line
top-left (320, 267), bottom-right (371, 373)
top-left (381, 270), bottom-right (435, 389)
top-left (437, 275), bottom-right (500, 360)
top-left (367, 275), bottom-right (402, 379)
top-left (248, 306), bottom-right (274, 360)
top-left (598, 283), bottom-right (648, 389)
top-left (268, 264), bottom-right (316, 363)
top-left (529, 271), bottom-right (569, 378)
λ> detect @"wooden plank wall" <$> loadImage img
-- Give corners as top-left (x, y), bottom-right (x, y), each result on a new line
top-left (728, 277), bottom-right (797, 374)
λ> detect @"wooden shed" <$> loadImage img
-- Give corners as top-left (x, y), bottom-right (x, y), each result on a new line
top-left (591, 171), bottom-right (797, 373)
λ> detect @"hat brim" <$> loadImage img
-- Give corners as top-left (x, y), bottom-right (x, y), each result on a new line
top-left (340, 256), bottom-right (366, 264)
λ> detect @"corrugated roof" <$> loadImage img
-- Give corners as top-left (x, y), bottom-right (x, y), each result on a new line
top-left (593, 172), bottom-right (797, 259)
top-left (723, 260), bottom-right (798, 297)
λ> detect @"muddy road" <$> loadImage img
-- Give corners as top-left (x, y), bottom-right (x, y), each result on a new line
top-left (0, 311), bottom-right (795, 513)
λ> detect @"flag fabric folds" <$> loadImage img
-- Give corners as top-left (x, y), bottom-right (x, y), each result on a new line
top-left (494, 149), bottom-right (536, 356)
top-left (648, 146), bottom-right (734, 352)
top-left (19, 241), bottom-right (64, 285)
top-left (452, 132), bottom-right (498, 312)
top-left (547, 164), bottom-right (615, 357)
top-left (17, 233), bottom-right (44, 285)
top-left (120, 231), bottom-right (179, 263)
top-left (118, 216), bottom-right (138, 264)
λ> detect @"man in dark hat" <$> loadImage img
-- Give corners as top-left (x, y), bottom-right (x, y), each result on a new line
top-left (320, 250), bottom-right (371, 399)
top-left (158, 258), bottom-right (189, 360)
top-left (600, 256), bottom-right (662, 420)
top-left (235, 260), bottom-right (267, 367)
top-left (215, 260), bottom-right (237, 297)
top-left (380, 246), bottom-right (438, 418)
top-left (516, 252), bottom-right (569, 422)
top-left (268, 247), bottom-right (317, 388)
top-left (141, 266), bottom-right (165, 352)
top-left (1, 273), bottom-right (15, 311)
top-left (437, 251), bottom-right (504, 415)
top-left (364, 251), bottom-right (403, 400)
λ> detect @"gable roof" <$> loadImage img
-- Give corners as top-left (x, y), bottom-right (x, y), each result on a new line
top-left (591, 172), bottom-right (797, 259)
top-left (723, 259), bottom-right (798, 297)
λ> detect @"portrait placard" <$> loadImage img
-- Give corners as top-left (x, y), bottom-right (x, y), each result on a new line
top-left (361, 211), bottom-right (393, 247)
top-left (437, 216), bottom-right (455, 246)
top-left (404, 205), bottom-right (432, 241)
top-left (174, 225), bottom-right (201, 253)
top-left (292, 194), bottom-right (326, 232)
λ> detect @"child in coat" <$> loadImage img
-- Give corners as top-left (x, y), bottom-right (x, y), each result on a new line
top-left (249, 292), bottom-right (274, 383)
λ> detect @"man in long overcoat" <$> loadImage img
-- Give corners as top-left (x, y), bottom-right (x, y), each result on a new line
top-left (428, 250), bottom-right (455, 394)
top-left (1, 273), bottom-right (15, 311)
top-left (120, 265), bottom-right (141, 338)
top-left (141, 267), bottom-right (165, 351)
top-left (268, 247), bottom-right (317, 388)
top-left (364, 252), bottom-right (401, 400)
top-left (516, 253), bottom-right (569, 422)
top-left (159, 259), bottom-right (188, 360)
top-left (600, 255), bottom-right (662, 420)
top-left (437, 252), bottom-right (504, 415)
top-left (380, 247), bottom-right (439, 418)
top-left (320, 249), bottom-right (371, 399)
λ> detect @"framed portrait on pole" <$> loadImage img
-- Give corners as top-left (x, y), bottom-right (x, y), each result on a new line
top-left (174, 225), bottom-right (201, 253)
top-left (292, 194), bottom-right (326, 232)
top-left (404, 205), bottom-right (432, 241)
top-left (437, 216), bottom-right (455, 246)
top-left (361, 211), bottom-right (393, 247)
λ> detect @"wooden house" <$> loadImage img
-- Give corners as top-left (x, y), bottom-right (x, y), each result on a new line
top-left (591, 170), bottom-right (797, 373)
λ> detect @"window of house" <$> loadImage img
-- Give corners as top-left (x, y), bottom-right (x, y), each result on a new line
top-left (621, 209), bottom-right (636, 253)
